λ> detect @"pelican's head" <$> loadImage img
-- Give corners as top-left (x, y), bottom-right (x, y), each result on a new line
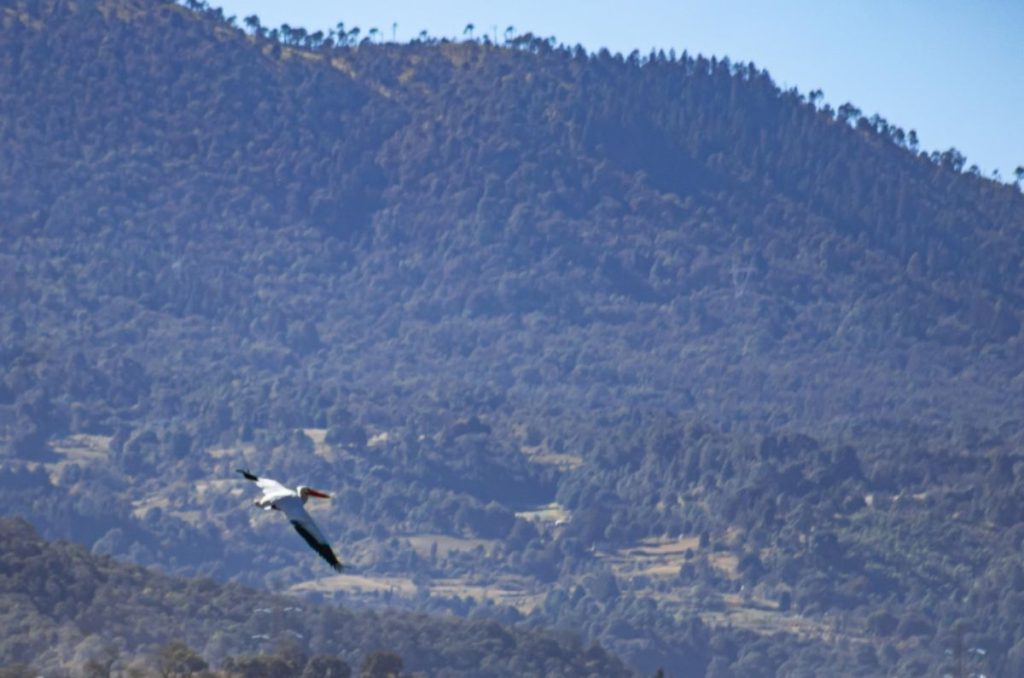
top-left (298, 486), bottom-right (331, 500)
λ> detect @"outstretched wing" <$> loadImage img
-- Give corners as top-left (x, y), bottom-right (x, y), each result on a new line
top-left (279, 499), bottom-right (344, 571)
top-left (237, 469), bottom-right (292, 502)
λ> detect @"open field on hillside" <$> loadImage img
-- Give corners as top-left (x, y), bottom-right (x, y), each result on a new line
top-left (289, 570), bottom-right (547, 613)
top-left (514, 502), bottom-right (570, 526)
top-left (519, 444), bottom-right (583, 471)
top-left (44, 434), bottom-right (111, 483)
top-left (285, 530), bottom-right (836, 641)
top-left (406, 533), bottom-right (498, 558)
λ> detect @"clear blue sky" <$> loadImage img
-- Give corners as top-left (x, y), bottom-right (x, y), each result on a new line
top-left (213, 0), bottom-right (1024, 181)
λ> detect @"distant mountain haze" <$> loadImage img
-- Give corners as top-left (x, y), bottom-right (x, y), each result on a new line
top-left (2, 0), bottom-right (1024, 674)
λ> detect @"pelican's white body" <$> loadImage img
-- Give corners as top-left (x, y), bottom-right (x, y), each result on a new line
top-left (238, 470), bottom-right (343, 571)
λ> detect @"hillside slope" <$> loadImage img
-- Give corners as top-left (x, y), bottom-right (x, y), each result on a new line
top-left (2, 0), bottom-right (1024, 675)
top-left (0, 518), bottom-right (631, 676)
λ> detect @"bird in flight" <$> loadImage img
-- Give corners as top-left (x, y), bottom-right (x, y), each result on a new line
top-left (237, 469), bottom-right (344, 571)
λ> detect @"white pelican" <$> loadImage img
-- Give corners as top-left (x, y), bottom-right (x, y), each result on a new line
top-left (237, 469), bottom-right (344, 571)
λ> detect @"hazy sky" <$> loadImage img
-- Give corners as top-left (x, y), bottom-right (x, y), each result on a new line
top-left (213, 0), bottom-right (1024, 181)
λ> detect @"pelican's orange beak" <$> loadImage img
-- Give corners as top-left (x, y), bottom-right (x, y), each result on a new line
top-left (306, 488), bottom-right (331, 499)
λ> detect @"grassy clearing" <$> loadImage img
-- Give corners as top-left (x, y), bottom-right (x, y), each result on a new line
top-left (514, 502), bottom-right (570, 525)
top-left (430, 576), bottom-right (545, 613)
top-left (599, 536), bottom-right (703, 580)
top-left (290, 572), bottom-right (415, 596)
top-left (131, 495), bottom-right (170, 520)
top-left (207, 442), bottom-right (255, 460)
top-left (709, 553), bottom-right (740, 579)
top-left (367, 431), bottom-right (391, 447)
top-left (519, 444), bottom-right (583, 471)
top-left (406, 534), bottom-right (497, 558)
top-left (286, 529), bottom-right (851, 642)
top-left (49, 433), bottom-right (111, 462)
top-left (301, 428), bottom-right (336, 462)
top-left (289, 569), bottom-right (544, 613)
top-left (702, 601), bottom-right (829, 640)
top-left (194, 478), bottom-right (244, 500)
top-left (301, 427), bottom-right (377, 462)
top-left (44, 434), bottom-right (112, 483)
top-left (599, 536), bottom-right (847, 641)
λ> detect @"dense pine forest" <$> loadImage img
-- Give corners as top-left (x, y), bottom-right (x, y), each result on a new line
top-left (2, 0), bottom-right (1024, 675)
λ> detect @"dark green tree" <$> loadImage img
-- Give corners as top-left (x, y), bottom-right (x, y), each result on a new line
top-left (360, 651), bottom-right (403, 678)
top-left (155, 640), bottom-right (207, 678)
top-left (303, 655), bottom-right (352, 678)
top-left (243, 15), bottom-right (262, 35)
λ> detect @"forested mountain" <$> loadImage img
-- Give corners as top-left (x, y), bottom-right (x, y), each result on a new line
top-left (3, 0), bottom-right (1024, 675)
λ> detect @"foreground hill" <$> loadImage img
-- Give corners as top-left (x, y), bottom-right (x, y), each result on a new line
top-left (2, 0), bottom-right (1024, 674)
top-left (0, 518), bottom-right (630, 676)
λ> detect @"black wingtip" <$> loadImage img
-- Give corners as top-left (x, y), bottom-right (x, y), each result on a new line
top-left (237, 469), bottom-right (258, 481)
top-left (290, 520), bottom-right (344, 572)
